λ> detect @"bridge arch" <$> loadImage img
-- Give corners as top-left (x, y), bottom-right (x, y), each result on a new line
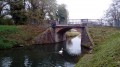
top-left (53, 25), bottom-right (93, 49)
top-left (55, 27), bottom-right (81, 43)
top-left (57, 28), bottom-right (72, 34)
top-left (57, 27), bottom-right (81, 34)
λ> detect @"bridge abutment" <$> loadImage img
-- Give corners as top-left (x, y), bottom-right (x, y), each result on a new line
top-left (81, 27), bottom-right (93, 49)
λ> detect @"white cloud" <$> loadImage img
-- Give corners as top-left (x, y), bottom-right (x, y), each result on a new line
top-left (57, 0), bottom-right (112, 19)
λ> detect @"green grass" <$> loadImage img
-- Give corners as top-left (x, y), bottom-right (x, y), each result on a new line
top-left (75, 27), bottom-right (120, 67)
top-left (66, 31), bottom-right (80, 37)
top-left (0, 25), bottom-right (46, 49)
top-left (0, 25), bottom-right (18, 49)
top-left (0, 25), bottom-right (17, 32)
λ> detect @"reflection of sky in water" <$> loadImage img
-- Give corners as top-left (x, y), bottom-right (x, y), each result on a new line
top-left (64, 62), bottom-right (75, 67)
top-left (66, 36), bottom-right (81, 55)
top-left (1, 57), bottom-right (12, 67)
top-left (24, 55), bottom-right (32, 67)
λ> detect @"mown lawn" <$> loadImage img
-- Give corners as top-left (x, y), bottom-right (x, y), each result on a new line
top-left (0, 25), bottom-right (46, 49)
top-left (75, 26), bottom-right (120, 67)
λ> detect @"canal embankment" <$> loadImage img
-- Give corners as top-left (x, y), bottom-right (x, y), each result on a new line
top-left (1, 25), bottom-right (120, 66)
top-left (75, 26), bottom-right (120, 67)
top-left (0, 25), bottom-right (47, 49)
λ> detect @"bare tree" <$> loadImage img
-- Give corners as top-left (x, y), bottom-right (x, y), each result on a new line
top-left (106, 0), bottom-right (120, 27)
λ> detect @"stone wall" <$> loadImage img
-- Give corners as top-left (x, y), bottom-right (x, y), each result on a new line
top-left (34, 28), bottom-right (55, 44)
top-left (81, 27), bottom-right (94, 49)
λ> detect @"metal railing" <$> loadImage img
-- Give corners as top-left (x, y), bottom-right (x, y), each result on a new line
top-left (56, 19), bottom-right (106, 26)
top-left (49, 19), bottom-right (109, 28)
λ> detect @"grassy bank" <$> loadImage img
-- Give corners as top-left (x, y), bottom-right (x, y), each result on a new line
top-left (75, 27), bottom-right (120, 67)
top-left (66, 32), bottom-right (80, 37)
top-left (0, 25), bottom-right (46, 49)
top-left (0, 25), bottom-right (18, 49)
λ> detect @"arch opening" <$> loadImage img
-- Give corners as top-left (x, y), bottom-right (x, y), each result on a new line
top-left (56, 27), bottom-right (81, 42)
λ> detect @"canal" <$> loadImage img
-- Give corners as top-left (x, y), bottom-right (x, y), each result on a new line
top-left (0, 35), bottom-right (87, 67)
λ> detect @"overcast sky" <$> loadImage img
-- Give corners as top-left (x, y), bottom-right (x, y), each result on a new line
top-left (57, 0), bottom-right (112, 19)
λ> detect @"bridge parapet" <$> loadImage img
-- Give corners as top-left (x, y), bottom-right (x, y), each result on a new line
top-left (55, 19), bottom-right (104, 27)
top-left (51, 19), bottom-right (93, 28)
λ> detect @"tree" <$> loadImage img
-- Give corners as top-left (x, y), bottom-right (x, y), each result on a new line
top-left (9, 0), bottom-right (27, 25)
top-left (105, 0), bottom-right (120, 27)
top-left (57, 4), bottom-right (68, 24)
top-left (0, 0), bottom-right (58, 25)
top-left (0, 0), bottom-right (10, 18)
top-left (26, 0), bottom-right (57, 24)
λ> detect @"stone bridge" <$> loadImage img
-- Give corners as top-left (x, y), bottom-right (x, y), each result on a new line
top-left (34, 19), bottom-right (95, 49)
top-left (53, 24), bottom-right (93, 48)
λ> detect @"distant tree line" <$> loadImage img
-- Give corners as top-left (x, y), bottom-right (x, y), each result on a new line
top-left (105, 0), bottom-right (120, 27)
top-left (0, 0), bottom-right (68, 25)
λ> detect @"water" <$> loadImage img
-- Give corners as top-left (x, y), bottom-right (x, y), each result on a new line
top-left (66, 36), bottom-right (81, 56)
top-left (0, 35), bottom-right (85, 67)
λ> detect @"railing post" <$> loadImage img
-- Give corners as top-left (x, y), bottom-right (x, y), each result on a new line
top-left (51, 20), bottom-right (56, 28)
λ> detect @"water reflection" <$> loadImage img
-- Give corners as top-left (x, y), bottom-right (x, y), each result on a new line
top-left (24, 55), bottom-right (32, 67)
top-left (1, 57), bottom-right (12, 67)
top-left (66, 35), bottom-right (81, 55)
top-left (0, 35), bottom-right (82, 67)
top-left (64, 62), bottom-right (74, 67)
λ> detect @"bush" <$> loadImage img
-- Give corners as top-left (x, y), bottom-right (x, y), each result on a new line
top-left (0, 18), bottom-right (14, 25)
